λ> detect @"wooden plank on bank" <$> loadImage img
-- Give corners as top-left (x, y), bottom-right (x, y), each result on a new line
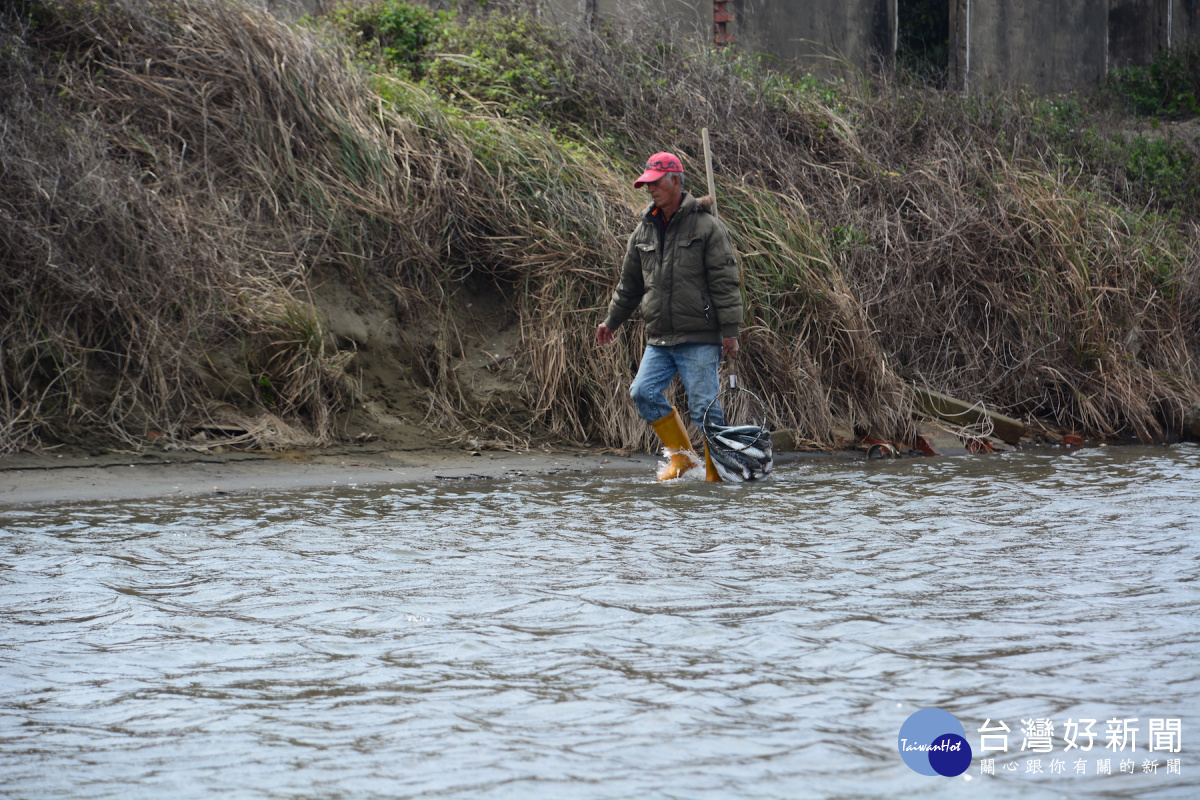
top-left (912, 387), bottom-right (1027, 445)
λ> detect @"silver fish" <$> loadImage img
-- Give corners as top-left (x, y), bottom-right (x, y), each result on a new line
top-left (715, 435), bottom-right (767, 461)
top-left (713, 424), bottom-right (764, 436)
top-left (709, 446), bottom-right (752, 480)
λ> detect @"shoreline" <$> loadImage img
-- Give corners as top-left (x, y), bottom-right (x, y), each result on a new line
top-left (0, 446), bottom-right (647, 507)
top-left (0, 445), bottom-right (845, 507)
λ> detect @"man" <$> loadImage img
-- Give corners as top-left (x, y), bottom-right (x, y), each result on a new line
top-left (596, 152), bottom-right (743, 481)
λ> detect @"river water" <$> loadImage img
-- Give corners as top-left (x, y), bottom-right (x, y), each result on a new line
top-left (1, 444), bottom-right (1197, 799)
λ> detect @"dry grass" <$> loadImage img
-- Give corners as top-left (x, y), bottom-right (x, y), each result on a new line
top-left (542, 15), bottom-right (1200, 442)
top-left (2, 0), bottom-right (1198, 457)
top-left (2, 0), bottom-right (374, 450)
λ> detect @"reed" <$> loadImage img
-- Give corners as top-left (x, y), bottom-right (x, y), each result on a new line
top-left (2, 0), bottom-right (1197, 457)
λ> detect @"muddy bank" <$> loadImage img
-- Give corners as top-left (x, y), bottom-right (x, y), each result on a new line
top-left (0, 389), bottom-right (1097, 507)
top-left (0, 446), bottom-right (649, 507)
top-left (0, 443), bottom-right (860, 507)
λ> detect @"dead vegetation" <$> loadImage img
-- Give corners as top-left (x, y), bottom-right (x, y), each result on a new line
top-left (1, 0), bottom-right (1198, 457)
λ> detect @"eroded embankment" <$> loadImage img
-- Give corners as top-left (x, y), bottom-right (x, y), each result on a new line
top-left (2, 0), bottom-right (1199, 460)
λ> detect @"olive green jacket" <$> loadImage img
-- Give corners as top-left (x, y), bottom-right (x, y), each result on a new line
top-left (602, 193), bottom-right (743, 346)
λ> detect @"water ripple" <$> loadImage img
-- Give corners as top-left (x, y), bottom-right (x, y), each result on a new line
top-left (1, 444), bottom-right (1198, 798)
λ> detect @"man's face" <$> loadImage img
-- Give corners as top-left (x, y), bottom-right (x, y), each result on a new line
top-left (644, 173), bottom-right (681, 209)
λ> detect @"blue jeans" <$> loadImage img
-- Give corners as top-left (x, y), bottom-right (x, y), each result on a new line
top-left (630, 343), bottom-right (725, 429)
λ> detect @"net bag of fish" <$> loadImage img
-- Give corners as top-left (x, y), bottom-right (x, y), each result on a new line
top-left (702, 386), bottom-right (773, 482)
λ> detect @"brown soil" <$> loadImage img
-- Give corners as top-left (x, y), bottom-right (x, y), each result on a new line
top-left (314, 273), bottom-right (531, 451)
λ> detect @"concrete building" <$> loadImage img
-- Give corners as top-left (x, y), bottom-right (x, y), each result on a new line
top-left (542, 0), bottom-right (1200, 93)
top-left (540, 0), bottom-right (898, 76)
top-left (949, 0), bottom-right (1200, 92)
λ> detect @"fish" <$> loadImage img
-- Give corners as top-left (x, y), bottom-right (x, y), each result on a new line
top-left (711, 460), bottom-right (744, 483)
top-left (708, 445), bottom-right (753, 480)
top-left (703, 418), bottom-right (773, 482)
top-left (706, 427), bottom-right (771, 449)
top-left (712, 443), bottom-right (772, 482)
top-left (710, 424), bottom-right (764, 437)
top-left (712, 424), bottom-right (770, 439)
top-left (715, 435), bottom-right (767, 461)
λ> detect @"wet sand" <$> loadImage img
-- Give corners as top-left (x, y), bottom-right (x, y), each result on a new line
top-left (0, 443), bottom-right (844, 507)
top-left (0, 446), bottom-right (677, 507)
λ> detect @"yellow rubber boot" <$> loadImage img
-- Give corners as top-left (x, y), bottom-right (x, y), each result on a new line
top-left (651, 407), bottom-right (700, 481)
top-left (703, 440), bottom-right (723, 482)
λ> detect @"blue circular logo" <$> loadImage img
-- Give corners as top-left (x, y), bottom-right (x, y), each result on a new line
top-left (898, 708), bottom-right (973, 776)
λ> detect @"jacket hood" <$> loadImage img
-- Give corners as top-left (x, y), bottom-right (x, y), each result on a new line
top-left (638, 193), bottom-right (715, 219)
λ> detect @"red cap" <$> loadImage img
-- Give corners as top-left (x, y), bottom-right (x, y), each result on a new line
top-left (633, 152), bottom-right (683, 188)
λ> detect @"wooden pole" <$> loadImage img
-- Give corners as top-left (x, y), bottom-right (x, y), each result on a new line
top-left (701, 127), bottom-right (717, 220)
top-left (912, 386), bottom-right (1027, 445)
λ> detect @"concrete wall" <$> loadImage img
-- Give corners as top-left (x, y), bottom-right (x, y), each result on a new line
top-left (1106, 0), bottom-right (1200, 67)
top-left (950, 0), bottom-right (1199, 91)
top-left (540, 0), bottom-right (896, 75)
top-left (1109, 0), bottom-right (1168, 68)
top-left (949, 0), bottom-right (1110, 92)
top-left (550, 0), bottom-right (1190, 93)
top-left (732, 0), bottom-right (896, 74)
top-left (1170, 0), bottom-right (1200, 42)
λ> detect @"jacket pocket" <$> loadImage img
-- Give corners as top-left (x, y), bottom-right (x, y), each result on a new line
top-left (636, 242), bottom-right (657, 284)
top-left (677, 236), bottom-right (704, 273)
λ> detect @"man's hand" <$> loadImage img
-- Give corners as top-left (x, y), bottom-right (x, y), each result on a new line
top-left (722, 337), bottom-right (740, 359)
top-left (597, 323), bottom-right (615, 345)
